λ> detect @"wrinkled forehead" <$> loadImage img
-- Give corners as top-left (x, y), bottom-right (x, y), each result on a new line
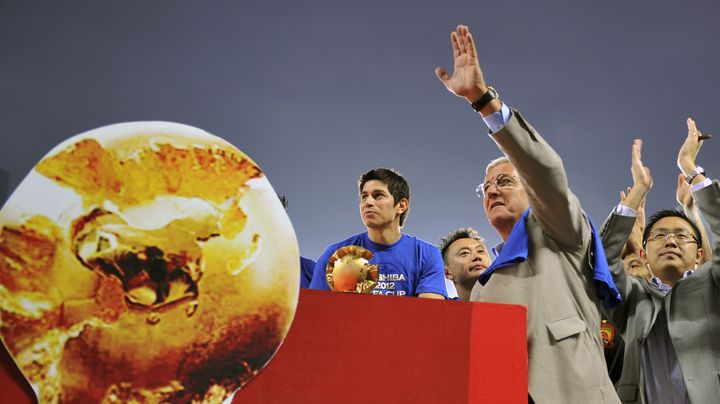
top-left (484, 162), bottom-right (517, 182)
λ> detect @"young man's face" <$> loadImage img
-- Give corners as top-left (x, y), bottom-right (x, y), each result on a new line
top-left (482, 163), bottom-right (529, 230)
top-left (643, 216), bottom-right (703, 275)
top-left (445, 238), bottom-right (491, 285)
top-left (359, 180), bottom-right (407, 229)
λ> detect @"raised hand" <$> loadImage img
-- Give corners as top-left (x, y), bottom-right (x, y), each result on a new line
top-left (678, 118), bottom-right (707, 176)
top-left (620, 186), bottom-right (645, 255)
top-left (677, 172), bottom-right (713, 264)
top-left (676, 173), bottom-right (694, 209)
top-left (631, 139), bottom-right (653, 192)
top-left (434, 25), bottom-right (488, 104)
top-left (621, 139), bottom-right (652, 213)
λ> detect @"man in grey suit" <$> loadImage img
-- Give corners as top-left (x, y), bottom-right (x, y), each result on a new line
top-left (436, 25), bottom-right (620, 403)
top-left (601, 121), bottom-right (720, 403)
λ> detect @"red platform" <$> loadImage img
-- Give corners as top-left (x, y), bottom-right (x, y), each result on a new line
top-left (1, 289), bottom-right (527, 403)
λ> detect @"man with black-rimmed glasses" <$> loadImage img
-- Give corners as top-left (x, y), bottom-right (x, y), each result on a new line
top-left (601, 120), bottom-right (720, 403)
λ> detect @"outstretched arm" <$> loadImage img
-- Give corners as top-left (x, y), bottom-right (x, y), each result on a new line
top-left (621, 139), bottom-right (653, 211)
top-left (619, 187), bottom-right (645, 258)
top-left (604, 140), bottom-right (652, 269)
top-left (436, 25), bottom-right (584, 248)
top-left (600, 139), bottom-right (652, 329)
top-left (679, 118), bottom-right (718, 282)
top-left (676, 173), bottom-right (712, 264)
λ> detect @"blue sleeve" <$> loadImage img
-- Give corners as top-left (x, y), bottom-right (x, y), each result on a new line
top-left (415, 245), bottom-right (449, 297)
top-left (308, 247), bottom-right (333, 290)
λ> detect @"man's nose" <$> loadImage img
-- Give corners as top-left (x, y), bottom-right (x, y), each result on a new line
top-left (664, 236), bottom-right (679, 247)
top-left (484, 185), bottom-right (501, 197)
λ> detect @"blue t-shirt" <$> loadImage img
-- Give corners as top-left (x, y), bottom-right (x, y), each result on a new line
top-left (299, 256), bottom-right (316, 289)
top-left (309, 232), bottom-right (447, 297)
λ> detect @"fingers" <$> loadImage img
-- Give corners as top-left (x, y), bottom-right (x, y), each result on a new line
top-left (631, 139), bottom-right (643, 173)
top-left (451, 31), bottom-right (461, 58)
top-left (677, 173), bottom-right (684, 187)
top-left (691, 117), bottom-right (713, 140)
top-left (687, 117), bottom-right (696, 136)
top-left (455, 26), bottom-right (467, 54)
top-left (687, 117), bottom-right (712, 141)
top-left (435, 67), bottom-right (450, 84)
top-left (632, 138), bottom-right (642, 159)
top-left (461, 25), bottom-right (478, 59)
top-left (631, 139), bottom-right (642, 169)
top-left (454, 25), bottom-right (474, 56)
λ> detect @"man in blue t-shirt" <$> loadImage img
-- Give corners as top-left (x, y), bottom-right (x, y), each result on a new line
top-left (309, 168), bottom-right (447, 298)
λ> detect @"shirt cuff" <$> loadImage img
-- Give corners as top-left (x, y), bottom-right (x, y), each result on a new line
top-left (482, 103), bottom-right (512, 133)
top-left (614, 203), bottom-right (638, 217)
top-left (691, 177), bottom-right (712, 192)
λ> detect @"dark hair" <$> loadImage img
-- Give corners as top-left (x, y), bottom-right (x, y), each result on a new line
top-left (358, 168), bottom-right (410, 226)
top-left (438, 227), bottom-right (485, 263)
top-left (277, 194), bottom-right (289, 210)
top-left (642, 209), bottom-right (703, 248)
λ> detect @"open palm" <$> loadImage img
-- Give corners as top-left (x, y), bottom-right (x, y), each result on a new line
top-left (435, 25), bottom-right (487, 101)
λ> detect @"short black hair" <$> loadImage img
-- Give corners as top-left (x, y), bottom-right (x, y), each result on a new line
top-left (438, 227), bottom-right (484, 263)
top-left (277, 194), bottom-right (289, 210)
top-left (643, 208), bottom-right (703, 248)
top-left (358, 168), bottom-right (410, 226)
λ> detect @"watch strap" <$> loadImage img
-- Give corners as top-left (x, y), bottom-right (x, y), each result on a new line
top-left (685, 166), bottom-right (705, 184)
top-left (471, 86), bottom-right (498, 112)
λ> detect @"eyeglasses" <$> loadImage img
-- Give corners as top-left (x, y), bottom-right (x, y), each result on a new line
top-left (645, 230), bottom-right (699, 245)
top-left (476, 174), bottom-right (518, 198)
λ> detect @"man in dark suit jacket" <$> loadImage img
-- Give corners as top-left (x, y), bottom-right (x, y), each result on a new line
top-left (601, 122), bottom-right (720, 403)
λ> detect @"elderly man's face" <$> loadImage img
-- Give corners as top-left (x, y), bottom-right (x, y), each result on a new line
top-left (482, 163), bottom-right (529, 230)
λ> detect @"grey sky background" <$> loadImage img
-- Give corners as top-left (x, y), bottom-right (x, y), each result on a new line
top-left (1, 0), bottom-right (719, 260)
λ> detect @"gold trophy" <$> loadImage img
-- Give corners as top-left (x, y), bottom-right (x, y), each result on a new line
top-left (325, 246), bottom-right (379, 293)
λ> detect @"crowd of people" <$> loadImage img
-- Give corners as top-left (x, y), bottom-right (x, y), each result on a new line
top-left (293, 25), bottom-right (719, 403)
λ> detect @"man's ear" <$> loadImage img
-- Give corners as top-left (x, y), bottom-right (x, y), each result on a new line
top-left (695, 248), bottom-right (705, 268)
top-left (444, 267), bottom-right (453, 280)
top-left (395, 198), bottom-right (409, 215)
top-left (639, 248), bottom-right (648, 264)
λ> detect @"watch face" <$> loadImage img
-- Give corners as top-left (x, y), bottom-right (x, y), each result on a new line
top-left (488, 86), bottom-right (498, 99)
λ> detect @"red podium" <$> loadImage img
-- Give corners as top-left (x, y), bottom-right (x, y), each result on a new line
top-left (1, 289), bottom-right (527, 403)
top-left (235, 289), bottom-right (527, 403)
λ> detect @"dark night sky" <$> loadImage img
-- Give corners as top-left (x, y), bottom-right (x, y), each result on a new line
top-left (1, 0), bottom-right (719, 259)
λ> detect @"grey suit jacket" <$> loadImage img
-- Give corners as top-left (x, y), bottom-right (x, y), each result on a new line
top-left (600, 181), bottom-right (720, 403)
top-left (470, 111), bottom-right (620, 404)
